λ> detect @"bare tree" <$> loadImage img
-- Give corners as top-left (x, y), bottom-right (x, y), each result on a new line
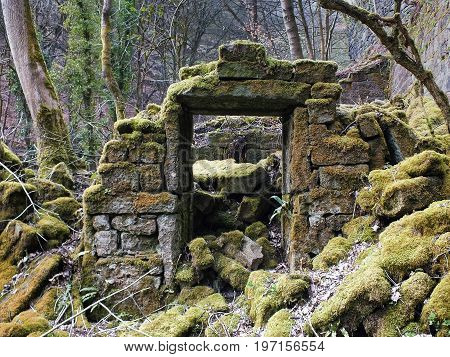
top-left (319, 0), bottom-right (450, 129)
top-left (101, 0), bottom-right (126, 121)
top-left (280, 0), bottom-right (304, 59)
top-left (1, 0), bottom-right (77, 175)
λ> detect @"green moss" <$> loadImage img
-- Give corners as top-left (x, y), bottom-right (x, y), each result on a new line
top-left (114, 117), bottom-right (164, 136)
top-left (264, 309), bottom-right (294, 337)
top-left (312, 237), bottom-right (352, 271)
top-left (213, 253), bottom-right (250, 291)
top-left (0, 261), bottom-right (17, 290)
top-left (179, 61), bottom-right (217, 80)
top-left (218, 40), bottom-right (266, 63)
top-left (188, 238), bottom-right (214, 270)
top-left (420, 274), bottom-right (450, 336)
top-left (311, 83), bottom-right (342, 100)
top-left (0, 220), bottom-right (39, 263)
top-left (48, 162), bottom-right (74, 190)
top-left (192, 293), bottom-right (228, 313)
top-left (27, 178), bottom-right (72, 203)
top-left (256, 237), bottom-right (278, 269)
top-left (365, 272), bottom-right (435, 337)
top-left (0, 254), bottom-right (62, 322)
top-left (218, 230), bottom-right (245, 256)
top-left (379, 200), bottom-right (450, 281)
top-left (432, 232), bottom-right (450, 276)
top-left (406, 96), bottom-right (447, 137)
top-left (12, 310), bottom-right (50, 334)
top-left (0, 322), bottom-right (29, 337)
top-left (0, 182), bottom-right (36, 221)
top-left (34, 287), bottom-right (59, 320)
top-left (0, 140), bottom-right (21, 169)
top-left (175, 263), bottom-right (197, 287)
top-left (308, 254), bottom-right (391, 335)
top-left (245, 221), bottom-right (269, 240)
top-left (245, 270), bottom-right (309, 328)
top-left (205, 313), bottom-right (240, 337)
top-left (342, 216), bottom-right (377, 243)
top-left (36, 214), bottom-right (70, 245)
top-left (178, 286), bottom-right (215, 306)
top-left (139, 306), bottom-right (197, 337)
top-left (42, 196), bottom-right (81, 222)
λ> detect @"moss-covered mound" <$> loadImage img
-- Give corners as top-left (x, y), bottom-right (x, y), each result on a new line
top-left (312, 237), bottom-right (352, 271)
top-left (356, 150), bottom-right (449, 218)
top-left (264, 309), bottom-right (294, 337)
top-left (308, 200), bottom-right (450, 336)
top-left (245, 270), bottom-right (309, 328)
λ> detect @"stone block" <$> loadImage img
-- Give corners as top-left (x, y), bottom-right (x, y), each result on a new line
top-left (367, 136), bottom-right (389, 170)
top-left (157, 214), bottom-right (181, 282)
top-left (293, 59), bottom-right (337, 84)
top-left (237, 196), bottom-right (271, 223)
top-left (121, 232), bottom-right (158, 252)
top-left (134, 192), bottom-right (178, 214)
top-left (100, 140), bottom-right (128, 164)
top-left (311, 82), bottom-right (342, 100)
top-left (92, 215), bottom-right (110, 231)
top-left (309, 188), bottom-right (355, 215)
top-left (306, 98), bottom-right (336, 124)
top-left (356, 113), bottom-right (383, 139)
top-left (319, 164), bottom-right (369, 190)
top-left (99, 162), bottom-right (139, 193)
top-left (218, 41), bottom-right (267, 63)
top-left (140, 142), bottom-right (165, 164)
top-left (111, 214), bottom-right (157, 235)
top-left (94, 230), bottom-right (118, 257)
top-left (140, 165), bottom-right (163, 192)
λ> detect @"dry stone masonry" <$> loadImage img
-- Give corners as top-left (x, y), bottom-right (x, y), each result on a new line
top-left (82, 41), bottom-right (422, 316)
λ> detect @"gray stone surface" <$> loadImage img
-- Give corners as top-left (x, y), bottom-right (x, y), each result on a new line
top-left (157, 214), bottom-right (181, 282)
top-left (94, 230), bottom-right (118, 257)
top-left (93, 215), bottom-right (110, 231)
top-left (111, 214), bottom-right (157, 235)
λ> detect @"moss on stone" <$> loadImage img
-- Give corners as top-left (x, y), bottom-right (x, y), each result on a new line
top-left (175, 263), bottom-right (197, 287)
top-left (432, 232), bottom-right (450, 276)
top-left (0, 261), bottom-right (17, 291)
top-left (406, 96), bottom-right (447, 137)
top-left (364, 272), bottom-right (435, 336)
top-left (264, 309), bottom-right (293, 337)
top-left (256, 237), bottom-right (278, 269)
top-left (192, 293), bottom-right (228, 313)
top-left (188, 238), bottom-right (214, 270)
top-left (114, 117), bottom-right (164, 136)
top-left (0, 182), bottom-right (36, 222)
top-left (379, 200), bottom-right (450, 281)
top-left (0, 140), bottom-right (21, 168)
top-left (0, 220), bottom-right (40, 263)
top-left (245, 221), bottom-right (269, 240)
top-left (12, 310), bottom-right (50, 335)
top-left (0, 322), bottom-right (29, 337)
top-left (0, 254), bottom-right (62, 322)
top-left (312, 237), bottom-right (352, 270)
top-left (48, 162), bottom-right (74, 190)
top-left (34, 287), bottom-right (59, 321)
top-left (139, 306), bottom-right (197, 337)
top-left (27, 178), bottom-right (72, 203)
top-left (342, 216), bottom-right (377, 243)
top-left (36, 214), bottom-right (70, 245)
top-left (245, 270), bottom-right (309, 328)
top-left (179, 61), bottom-right (218, 80)
top-left (311, 82), bottom-right (342, 100)
top-left (218, 230), bottom-right (245, 256)
top-left (42, 196), bottom-right (81, 223)
top-left (420, 273), bottom-right (450, 336)
top-left (213, 253), bottom-right (250, 291)
top-left (205, 313), bottom-right (240, 337)
top-left (178, 286), bottom-right (215, 306)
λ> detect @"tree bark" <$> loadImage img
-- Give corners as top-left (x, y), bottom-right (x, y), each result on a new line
top-left (319, 0), bottom-right (450, 130)
top-left (1, 0), bottom-right (77, 175)
top-left (297, 0), bottom-right (315, 59)
top-left (280, 0), bottom-right (304, 59)
top-left (101, 0), bottom-right (126, 121)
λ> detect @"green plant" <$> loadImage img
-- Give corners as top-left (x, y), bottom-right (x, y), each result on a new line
top-left (269, 196), bottom-right (292, 223)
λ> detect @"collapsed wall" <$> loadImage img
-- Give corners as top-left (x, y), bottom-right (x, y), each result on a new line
top-left (81, 41), bottom-right (423, 317)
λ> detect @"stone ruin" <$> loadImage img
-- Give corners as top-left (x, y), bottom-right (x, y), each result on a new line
top-left (81, 40), bottom-right (426, 317)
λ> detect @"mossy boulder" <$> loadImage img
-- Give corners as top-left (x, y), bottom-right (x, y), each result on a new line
top-left (245, 270), bottom-right (309, 328)
top-left (34, 287), bottom-right (59, 320)
top-left (420, 273), bottom-right (450, 337)
top-left (237, 196), bottom-right (271, 223)
top-left (42, 196), bottom-right (81, 223)
top-left (245, 221), bottom-right (269, 240)
top-left (342, 216), bottom-right (377, 243)
top-left (205, 313), bottom-right (240, 337)
top-left (432, 232), bottom-right (450, 276)
top-left (356, 150), bottom-right (449, 218)
top-left (406, 96), bottom-right (447, 137)
top-left (264, 309), bottom-right (294, 337)
top-left (188, 238), bottom-right (214, 270)
top-left (27, 178), bottom-right (72, 203)
top-left (0, 220), bottom-right (40, 263)
top-left (213, 253), bottom-right (250, 291)
top-left (36, 214), bottom-right (70, 247)
top-left (0, 254), bottom-right (62, 322)
top-left (11, 310), bottom-right (50, 335)
top-left (256, 237), bottom-right (278, 269)
top-left (0, 182), bottom-right (36, 224)
top-left (47, 162), bottom-right (74, 190)
top-left (177, 286), bottom-right (215, 306)
top-left (363, 272), bottom-right (435, 336)
top-left (0, 140), bottom-right (22, 180)
top-left (175, 263), bottom-right (198, 287)
top-left (312, 237), bottom-right (352, 271)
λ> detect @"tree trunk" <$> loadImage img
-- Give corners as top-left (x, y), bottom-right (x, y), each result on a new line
top-left (297, 0), bottom-right (315, 59)
top-left (1, 0), bottom-right (77, 175)
top-left (101, 0), bottom-right (126, 121)
top-left (280, 0), bottom-right (304, 59)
